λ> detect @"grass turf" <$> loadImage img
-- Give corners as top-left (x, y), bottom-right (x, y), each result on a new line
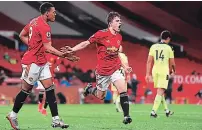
top-left (0, 104), bottom-right (202, 130)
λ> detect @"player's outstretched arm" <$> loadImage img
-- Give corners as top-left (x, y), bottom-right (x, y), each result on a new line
top-left (19, 28), bottom-right (29, 45)
top-left (65, 55), bottom-right (80, 62)
top-left (44, 42), bottom-right (69, 58)
top-left (71, 40), bottom-right (91, 52)
top-left (60, 41), bottom-right (90, 53)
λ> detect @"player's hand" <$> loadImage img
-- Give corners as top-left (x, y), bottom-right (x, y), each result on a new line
top-left (170, 72), bottom-right (175, 76)
top-left (169, 70), bottom-right (176, 76)
top-left (65, 55), bottom-right (80, 62)
top-left (145, 74), bottom-right (151, 83)
top-left (124, 66), bottom-right (132, 73)
top-left (60, 46), bottom-right (74, 54)
top-left (169, 72), bottom-right (175, 79)
top-left (60, 46), bottom-right (76, 58)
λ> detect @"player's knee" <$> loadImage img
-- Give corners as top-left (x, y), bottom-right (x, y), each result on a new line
top-left (157, 88), bottom-right (165, 96)
top-left (45, 84), bottom-right (55, 92)
top-left (120, 89), bottom-right (127, 94)
top-left (113, 79), bottom-right (127, 93)
top-left (40, 78), bottom-right (53, 89)
top-left (117, 86), bottom-right (127, 94)
top-left (21, 80), bottom-right (33, 92)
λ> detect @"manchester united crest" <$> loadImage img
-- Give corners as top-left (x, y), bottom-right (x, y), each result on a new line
top-left (29, 77), bottom-right (33, 82)
top-left (46, 32), bottom-right (51, 38)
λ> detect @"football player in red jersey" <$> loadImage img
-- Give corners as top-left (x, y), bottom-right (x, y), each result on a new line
top-left (62, 12), bottom-right (132, 124)
top-left (37, 55), bottom-right (58, 116)
top-left (38, 55), bottom-right (78, 116)
top-left (6, 2), bottom-right (76, 129)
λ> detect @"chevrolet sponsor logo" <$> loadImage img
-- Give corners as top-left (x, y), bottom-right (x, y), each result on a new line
top-left (106, 46), bottom-right (118, 53)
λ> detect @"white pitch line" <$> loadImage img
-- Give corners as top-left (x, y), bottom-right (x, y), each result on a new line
top-left (131, 110), bottom-right (202, 115)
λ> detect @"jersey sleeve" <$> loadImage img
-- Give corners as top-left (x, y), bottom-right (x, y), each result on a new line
top-left (148, 45), bottom-right (155, 57)
top-left (40, 26), bottom-right (51, 43)
top-left (88, 30), bottom-right (104, 44)
top-left (169, 46), bottom-right (174, 58)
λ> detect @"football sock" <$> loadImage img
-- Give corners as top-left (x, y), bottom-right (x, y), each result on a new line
top-left (89, 87), bottom-right (106, 100)
top-left (161, 95), bottom-right (168, 111)
top-left (52, 116), bottom-right (60, 120)
top-left (89, 87), bottom-right (98, 97)
top-left (120, 92), bottom-right (129, 117)
top-left (44, 99), bottom-right (48, 109)
top-left (38, 91), bottom-right (44, 103)
top-left (89, 87), bottom-right (97, 95)
top-left (152, 94), bottom-right (162, 112)
top-left (45, 85), bottom-right (58, 117)
top-left (12, 89), bottom-right (30, 114)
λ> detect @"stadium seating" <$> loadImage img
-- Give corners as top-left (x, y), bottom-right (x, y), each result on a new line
top-left (0, 44), bottom-right (21, 72)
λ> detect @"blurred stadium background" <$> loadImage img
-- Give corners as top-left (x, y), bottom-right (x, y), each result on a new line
top-left (0, 1), bottom-right (202, 106)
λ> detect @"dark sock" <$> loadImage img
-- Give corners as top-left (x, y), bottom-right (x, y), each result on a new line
top-left (45, 85), bottom-right (58, 117)
top-left (89, 87), bottom-right (97, 95)
top-left (89, 87), bottom-right (105, 100)
top-left (38, 91), bottom-right (44, 103)
top-left (12, 89), bottom-right (30, 113)
top-left (120, 92), bottom-right (129, 117)
top-left (44, 99), bottom-right (48, 109)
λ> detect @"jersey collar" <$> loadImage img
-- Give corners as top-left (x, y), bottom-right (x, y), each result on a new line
top-left (108, 28), bottom-right (117, 36)
top-left (39, 15), bottom-right (50, 26)
top-left (159, 42), bottom-right (166, 44)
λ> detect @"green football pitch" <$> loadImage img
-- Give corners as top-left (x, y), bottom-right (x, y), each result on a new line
top-left (0, 104), bottom-right (201, 130)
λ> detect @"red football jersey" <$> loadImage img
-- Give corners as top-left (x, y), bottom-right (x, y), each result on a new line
top-left (88, 29), bottom-right (122, 76)
top-left (21, 16), bottom-right (51, 65)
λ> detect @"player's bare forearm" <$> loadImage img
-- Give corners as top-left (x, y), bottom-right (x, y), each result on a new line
top-left (170, 65), bottom-right (176, 74)
top-left (146, 55), bottom-right (153, 75)
top-left (121, 62), bottom-right (129, 69)
top-left (72, 40), bottom-right (91, 52)
top-left (20, 36), bottom-right (28, 45)
top-left (118, 53), bottom-right (129, 68)
top-left (118, 46), bottom-right (131, 69)
top-left (19, 29), bottom-right (29, 45)
top-left (44, 42), bottom-right (64, 57)
top-left (45, 50), bottom-right (64, 58)
top-left (169, 58), bottom-right (176, 73)
top-left (146, 63), bottom-right (151, 75)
